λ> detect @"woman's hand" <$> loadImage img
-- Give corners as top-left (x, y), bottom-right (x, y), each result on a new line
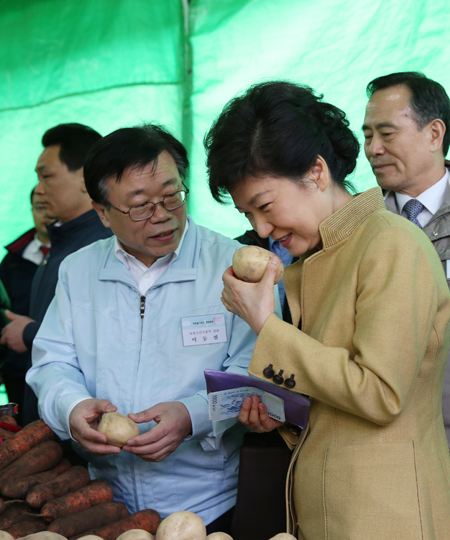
top-left (239, 395), bottom-right (283, 433)
top-left (221, 256), bottom-right (279, 335)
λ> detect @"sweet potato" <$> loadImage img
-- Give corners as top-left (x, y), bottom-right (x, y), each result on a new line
top-left (0, 427), bottom-right (15, 440)
top-left (0, 440), bottom-right (63, 488)
top-left (27, 466), bottom-right (91, 508)
top-left (0, 420), bottom-right (56, 472)
top-left (71, 509), bottom-right (162, 540)
top-left (0, 416), bottom-right (17, 426)
top-left (1, 458), bottom-right (71, 499)
top-left (0, 501), bottom-right (30, 529)
top-left (0, 424), bottom-right (20, 435)
top-left (4, 517), bottom-right (47, 538)
top-left (39, 480), bottom-right (114, 522)
top-left (48, 501), bottom-right (130, 537)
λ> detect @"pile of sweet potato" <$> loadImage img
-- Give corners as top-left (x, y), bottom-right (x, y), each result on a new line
top-left (0, 419), bottom-right (161, 539)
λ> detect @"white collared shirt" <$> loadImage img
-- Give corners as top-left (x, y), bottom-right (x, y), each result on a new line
top-left (114, 221), bottom-right (189, 295)
top-left (22, 234), bottom-right (50, 265)
top-left (395, 169), bottom-right (450, 227)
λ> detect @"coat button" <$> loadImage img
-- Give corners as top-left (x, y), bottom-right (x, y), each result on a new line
top-left (263, 364), bottom-right (275, 379)
top-left (273, 370), bottom-right (284, 385)
top-left (284, 374), bottom-right (296, 389)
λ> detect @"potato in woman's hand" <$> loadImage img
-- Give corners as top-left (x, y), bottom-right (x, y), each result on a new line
top-left (97, 412), bottom-right (140, 448)
top-left (232, 245), bottom-right (284, 284)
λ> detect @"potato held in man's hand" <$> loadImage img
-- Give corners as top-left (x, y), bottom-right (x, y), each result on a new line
top-left (232, 245), bottom-right (284, 284)
top-left (97, 412), bottom-right (140, 448)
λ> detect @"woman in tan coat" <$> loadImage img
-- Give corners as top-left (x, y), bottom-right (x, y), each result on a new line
top-left (204, 81), bottom-right (450, 540)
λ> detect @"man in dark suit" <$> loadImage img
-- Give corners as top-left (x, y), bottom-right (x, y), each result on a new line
top-left (0, 188), bottom-right (53, 423)
top-left (363, 71), bottom-right (450, 446)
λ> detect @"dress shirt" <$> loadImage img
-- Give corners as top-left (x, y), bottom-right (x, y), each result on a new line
top-left (22, 234), bottom-right (50, 265)
top-left (114, 221), bottom-right (189, 295)
top-left (395, 169), bottom-right (449, 227)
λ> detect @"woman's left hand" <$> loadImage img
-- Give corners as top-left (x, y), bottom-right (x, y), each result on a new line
top-left (221, 256), bottom-right (279, 335)
top-left (239, 395), bottom-right (283, 433)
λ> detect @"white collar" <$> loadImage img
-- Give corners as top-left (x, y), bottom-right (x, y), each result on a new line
top-left (395, 168), bottom-right (449, 216)
top-left (114, 220), bottom-right (189, 271)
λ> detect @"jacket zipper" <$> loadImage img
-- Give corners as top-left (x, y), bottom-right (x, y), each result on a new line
top-left (133, 294), bottom-right (146, 513)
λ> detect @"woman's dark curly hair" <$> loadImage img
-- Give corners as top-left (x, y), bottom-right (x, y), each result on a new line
top-left (204, 81), bottom-right (360, 203)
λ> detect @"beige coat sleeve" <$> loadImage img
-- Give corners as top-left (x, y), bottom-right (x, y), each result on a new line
top-left (249, 227), bottom-right (443, 425)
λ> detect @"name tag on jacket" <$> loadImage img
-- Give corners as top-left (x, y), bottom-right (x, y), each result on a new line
top-left (181, 314), bottom-right (228, 346)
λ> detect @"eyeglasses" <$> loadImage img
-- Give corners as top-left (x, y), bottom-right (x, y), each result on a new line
top-left (106, 183), bottom-right (189, 222)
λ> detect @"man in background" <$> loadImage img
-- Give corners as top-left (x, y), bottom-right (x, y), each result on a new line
top-left (363, 71), bottom-right (450, 446)
top-left (0, 188), bottom-right (53, 425)
top-left (1, 123), bottom-right (113, 424)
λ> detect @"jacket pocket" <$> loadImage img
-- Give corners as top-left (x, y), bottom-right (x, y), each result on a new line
top-left (323, 441), bottom-right (423, 540)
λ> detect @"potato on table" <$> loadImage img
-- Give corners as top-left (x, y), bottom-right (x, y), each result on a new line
top-left (116, 530), bottom-right (154, 540)
top-left (156, 511), bottom-right (206, 540)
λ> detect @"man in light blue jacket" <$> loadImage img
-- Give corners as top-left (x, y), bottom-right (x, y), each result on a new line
top-left (26, 124), bottom-right (259, 532)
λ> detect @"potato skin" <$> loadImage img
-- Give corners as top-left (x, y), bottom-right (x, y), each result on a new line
top-left (155, 511), bottom-right (206, 540)
top-left (116, 530), bottom-right (154, 540)
top-left (19, 533), bottom-right (68, 540)
top-left (232, 246), bottom-right (284, 284)
top-left (97, 413), bottom-right (140, 448)
top-left (73, 537), bottom-right (104, 540)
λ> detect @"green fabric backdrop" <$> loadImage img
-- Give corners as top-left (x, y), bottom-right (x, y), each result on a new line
top-left (188, 0), bottom-right (450, 236)
top-left (0, 0), bottom-right (185, 252)
top-left (1, 0), bottom-right (449, 250)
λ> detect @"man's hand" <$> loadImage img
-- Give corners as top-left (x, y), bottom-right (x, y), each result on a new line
top-left (0, 310), bottom-right (34, 352)
top-left (123, 402), bottom-right (192, 462)
top-left (69, 398), bottom-right (121, 455)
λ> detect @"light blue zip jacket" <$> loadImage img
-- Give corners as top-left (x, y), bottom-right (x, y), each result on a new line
top-left (27, 217), bottom-right (258, 524)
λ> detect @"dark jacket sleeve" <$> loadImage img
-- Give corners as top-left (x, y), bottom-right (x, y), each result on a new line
top-left (23, 321), bottom-right (40, 350)
top-left (0, 279), bottom-right (11, 329)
